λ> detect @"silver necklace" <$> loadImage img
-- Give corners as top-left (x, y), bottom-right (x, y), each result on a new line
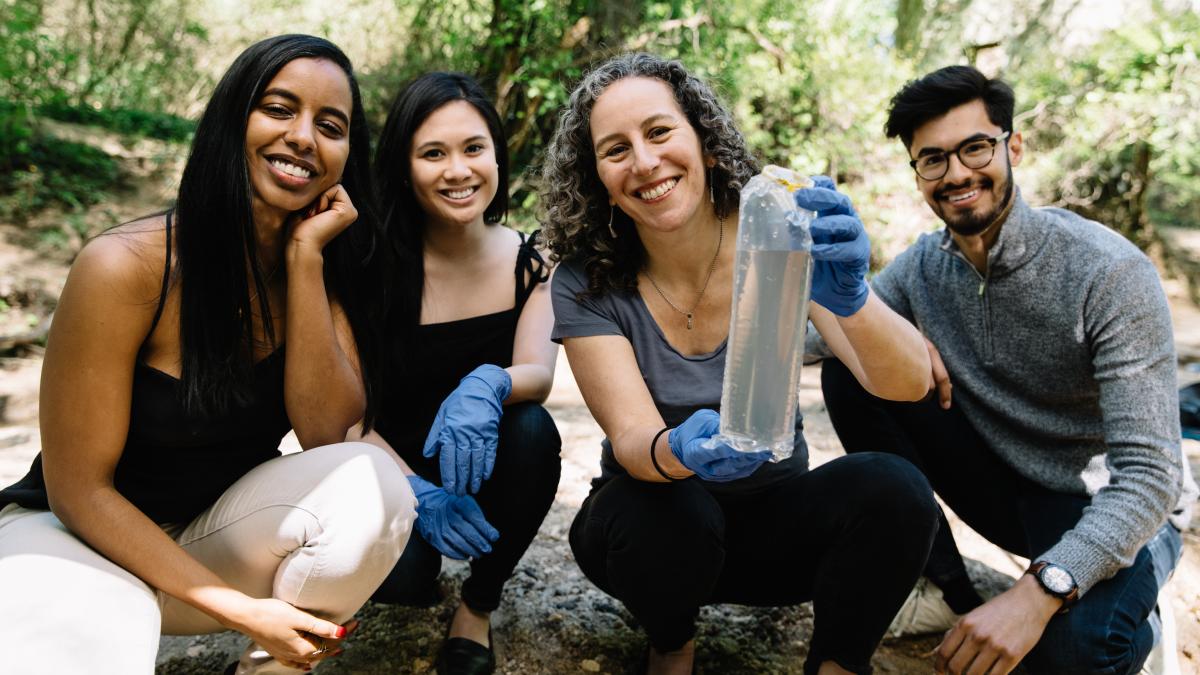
top-left (643, 216), bottom-right (724, 330)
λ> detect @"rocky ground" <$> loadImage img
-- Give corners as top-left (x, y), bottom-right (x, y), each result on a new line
top-left (3, 331), bottom-right (1199, 673)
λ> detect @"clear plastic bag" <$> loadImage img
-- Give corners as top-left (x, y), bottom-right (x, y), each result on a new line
top-left (711, 166), bottom-right (815, 461)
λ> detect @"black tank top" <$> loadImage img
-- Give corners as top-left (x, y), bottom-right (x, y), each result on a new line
top-left (374, 230), bottom-right (549, 479)
top-left (0, 213), bottom-right (292, 523)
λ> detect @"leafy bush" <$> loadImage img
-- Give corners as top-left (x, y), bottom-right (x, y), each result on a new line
top-left (0, 104), bottom-right (121, 222)
top-left (37, 101), bottom-right (194, 141)
top-left (1018, 12), bottom-right (1200, 238)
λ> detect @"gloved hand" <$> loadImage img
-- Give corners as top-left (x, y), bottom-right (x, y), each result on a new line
top-left (794, 176), bottom-right (870, 317)
top-left (408, 474), bottom-right (500, 560)
top-left (423, 364), bottom-right (513, 496)
top-left (668, 409), bottom-right (772, 482)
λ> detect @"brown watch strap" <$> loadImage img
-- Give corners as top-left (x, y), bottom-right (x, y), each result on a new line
top-left (1026, 561), bottom-right (1079, 613)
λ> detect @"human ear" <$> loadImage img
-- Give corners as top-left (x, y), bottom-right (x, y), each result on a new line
top-left (1008, 131), bottom-right (1024, 167)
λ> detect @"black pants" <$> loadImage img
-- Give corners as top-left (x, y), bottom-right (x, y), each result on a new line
top-left (569, 452), bottom-right (938, 675)
top-left (821, 357), bottom-right (1177, 674)
top-left (372, 402), bottom-right (562, 612)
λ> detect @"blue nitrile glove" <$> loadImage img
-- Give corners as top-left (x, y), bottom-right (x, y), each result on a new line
top-left (423, 364), bottom-right (513, 496)
top-left (794, 176), bottom-right (871, 317)
top-left (408, 474), bottom-right (500, 560)
top-left (668, 409), bottom-right (772, 482)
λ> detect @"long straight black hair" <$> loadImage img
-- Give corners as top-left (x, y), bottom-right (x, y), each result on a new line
top-left (174, 34), bottom-right (384, 427)
top-left (373, 72), bottom-right (509, 373)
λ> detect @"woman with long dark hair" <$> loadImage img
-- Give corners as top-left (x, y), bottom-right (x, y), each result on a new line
top-left (351, 72), bottom-right (561, 675)
top-left (541, 53), bottom-right (940, 675)
top-left (0, 35), bottom-right (414, 674)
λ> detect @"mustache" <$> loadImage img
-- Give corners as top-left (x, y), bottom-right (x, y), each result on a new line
top-left (935, 177), bottom-right (992, 200)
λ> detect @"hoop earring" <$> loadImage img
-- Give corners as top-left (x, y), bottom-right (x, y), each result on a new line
top-left (608, 206), bottom-right (618, 238)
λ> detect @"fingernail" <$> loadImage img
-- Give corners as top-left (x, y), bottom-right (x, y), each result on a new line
top-left (335, 626), bottom-right (347, 638)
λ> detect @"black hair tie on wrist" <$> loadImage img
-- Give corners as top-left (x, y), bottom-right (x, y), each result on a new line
top-left (650, 426), bottom-right (681, 481)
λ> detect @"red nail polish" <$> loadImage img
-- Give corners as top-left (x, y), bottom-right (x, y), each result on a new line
top-left (335, 626), bottom-right (347, 638)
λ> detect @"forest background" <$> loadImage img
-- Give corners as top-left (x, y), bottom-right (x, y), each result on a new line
top-left (1, 0), bottom-right (1198, 266)
top-left (2, 1), bottom-right (1200, 671)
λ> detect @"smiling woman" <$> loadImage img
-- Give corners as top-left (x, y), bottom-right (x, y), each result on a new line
top-left (351, 72), bottom-right (561, 675)
top-left (244, 58), bottom-right (352, 220)
top-left (407, 100), bottom-right (501, 229)
top-left (0, 35), bottom-right (415, 675)
top-left (540, 53), bottom-right (940, 675)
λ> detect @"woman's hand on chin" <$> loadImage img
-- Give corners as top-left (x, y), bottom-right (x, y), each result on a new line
top-left (287, 183), bottom-right (358, 254)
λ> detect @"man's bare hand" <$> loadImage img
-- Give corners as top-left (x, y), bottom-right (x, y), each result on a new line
top-left (934, 574), bottom-right (1061, 675)
top-left (926, 338), bottom-right (952, 409)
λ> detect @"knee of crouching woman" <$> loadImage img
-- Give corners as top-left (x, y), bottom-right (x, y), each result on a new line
top-left (322, 441), bottom-right (418, 560)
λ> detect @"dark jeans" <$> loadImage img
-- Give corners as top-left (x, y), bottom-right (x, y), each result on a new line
top-left (822, 357), bottom-right (1183, 675)
top-left (569, 452), bottom-right (939, 675)
top-left (371, 402), bottom-right (562, 612)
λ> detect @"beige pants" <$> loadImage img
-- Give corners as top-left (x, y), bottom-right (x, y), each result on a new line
top-left (0, 441), bottom-right (416, 675)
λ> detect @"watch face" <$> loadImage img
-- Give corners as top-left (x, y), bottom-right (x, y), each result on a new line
top-left (1039, 564), bottom-right (1075, 595)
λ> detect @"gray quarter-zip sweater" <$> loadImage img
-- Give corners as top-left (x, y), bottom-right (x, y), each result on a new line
top-left (868, 189), bottom-right (1197, 595)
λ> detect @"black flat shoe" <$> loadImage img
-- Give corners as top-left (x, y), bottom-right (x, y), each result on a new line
top-left (434, 627), bottom-right (495, 675)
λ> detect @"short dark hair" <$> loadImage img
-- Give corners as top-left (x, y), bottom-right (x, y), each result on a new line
top-left (884, 65), bottom-right (1015, 149)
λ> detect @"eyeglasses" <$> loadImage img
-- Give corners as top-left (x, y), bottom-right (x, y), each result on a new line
top-left (909, 131), bottom-right (1011, 181)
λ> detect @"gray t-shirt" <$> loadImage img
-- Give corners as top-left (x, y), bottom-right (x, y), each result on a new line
top-left (551, 260), bottom-right (808, 494)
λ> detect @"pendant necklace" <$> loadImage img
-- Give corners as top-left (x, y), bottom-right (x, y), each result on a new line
top-left (643, 215), bottom-right (724, 330)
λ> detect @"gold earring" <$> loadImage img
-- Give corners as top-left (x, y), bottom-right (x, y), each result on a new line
top-left (709, 169), bottom-right (716, 205)
top-left (608, 206), bottom-right (618, 238)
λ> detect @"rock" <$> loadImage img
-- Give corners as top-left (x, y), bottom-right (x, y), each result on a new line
top-left (580, 658), bottom-right (601, 671)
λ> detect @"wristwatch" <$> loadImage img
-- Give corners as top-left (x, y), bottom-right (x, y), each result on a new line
top-left (1026, 561), bottom-right (1079, 612)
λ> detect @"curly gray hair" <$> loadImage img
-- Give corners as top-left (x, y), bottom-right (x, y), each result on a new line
top-left (538, 53), bottom-right (758, 297)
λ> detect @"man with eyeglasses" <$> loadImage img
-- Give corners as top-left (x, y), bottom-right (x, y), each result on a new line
top-left (819, 65), bottom-right (1195, 674)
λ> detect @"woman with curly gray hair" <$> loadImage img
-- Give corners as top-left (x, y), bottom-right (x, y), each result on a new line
top-left (541, 53), bottom-right (941, 675)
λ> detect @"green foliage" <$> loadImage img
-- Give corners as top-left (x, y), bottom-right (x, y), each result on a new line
top-left (36, 101), bottom-right (194, 141)
top-left (0, 1), bottom-right (194, 223)
top-left (0, 103), bottom-right (121, 222)
top-left (0, 0), bottom-right (1197, 252)
top-left (0, 0), bottom-right (207, 114)
top-left (1018, 8), bottom-right (1200, 239)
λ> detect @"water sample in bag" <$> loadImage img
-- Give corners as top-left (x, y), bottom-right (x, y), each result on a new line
top-left (712, 165), bottom-right (815, 461)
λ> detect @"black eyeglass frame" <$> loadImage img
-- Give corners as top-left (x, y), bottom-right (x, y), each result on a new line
top-left (909, 130), bottom-right (1012, 181)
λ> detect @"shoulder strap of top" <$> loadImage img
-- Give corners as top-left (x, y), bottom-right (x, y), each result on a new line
top-left (514, 229), bottom-right (550, 311)
top-left (147, 210), bottom-right (173, 339)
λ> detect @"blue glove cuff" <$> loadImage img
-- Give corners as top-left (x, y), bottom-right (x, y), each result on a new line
top-left (667, 426), bottom-right (686, 465)
top-left (406, 473), bottom-right (437, 498)
top-left (464, 364), bottom-right (513, 402)
top-left (817, 282), bottom-right (869, 317)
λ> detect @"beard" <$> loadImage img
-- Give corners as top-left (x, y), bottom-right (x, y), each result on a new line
top-left (934, 164), bottom-right (1014, 237)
